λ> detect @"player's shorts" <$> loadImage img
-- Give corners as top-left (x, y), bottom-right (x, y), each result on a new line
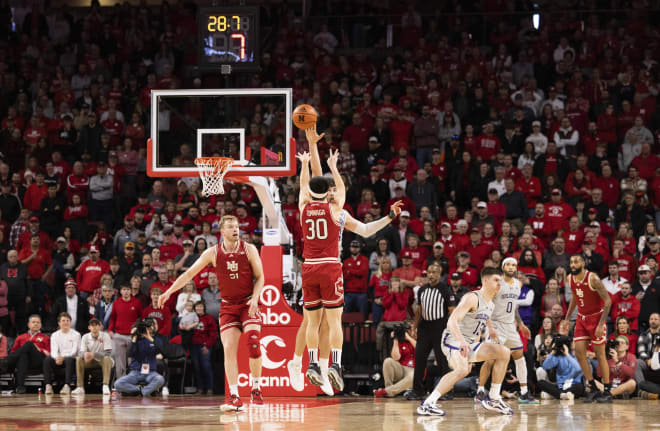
top-left (301, 261), bottom-right (344, 309)
top-left (441, 331), bottom-right (484, 366)
top-left (574, 311), bottom-right (606, 345)
top-left (219, 298), bottom-right (262, 333)
top-left (489, 321), bottom-right (524, 351)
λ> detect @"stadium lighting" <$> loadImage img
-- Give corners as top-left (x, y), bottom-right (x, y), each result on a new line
top-left (533, 14), bottom-right (540, 30)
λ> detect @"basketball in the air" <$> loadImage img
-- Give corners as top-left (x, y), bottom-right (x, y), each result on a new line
top-left (292, 104), bottom-right (318, 130)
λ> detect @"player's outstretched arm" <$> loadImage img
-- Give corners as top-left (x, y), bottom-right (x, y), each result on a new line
top-left (305, 124), bottom-right (325, 178)
top-left (344, 200), bottom-right (404, 237)
top-left (246, 242), bottom-right (265, 318)
top-left (297, 151), bottom-right (312, 211)
top-left (447, 292), bottom-right (479, 356)
top-left (157, 246), bottom-right (216, 308)
top-left (326, 148), bottom-right (346, 208)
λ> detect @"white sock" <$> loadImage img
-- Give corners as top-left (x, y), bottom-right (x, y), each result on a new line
top-left (425, 389), bottom-right (442, 405)
top-left (230, 385), bottom-right (238, 396)
top-left (489, 383), bottom-right (502, 401)
top-left (320, 357), bottom-right (329, 375)
top-left (331, 349), bottom-right (342, 366)
top-left (252, 379), bottom-right (260, 390)
top-left (515, 357), bottom-right (528, 388)
top-left (478, 385), bottom-right (485, 393)
top-left (292, 354), bottom-right (302, 366)
top-left (308, 348), bottom-right (318, 364)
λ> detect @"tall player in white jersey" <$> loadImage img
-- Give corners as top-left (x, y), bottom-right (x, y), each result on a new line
top-left (417, 267), bottom-right (514, 417)
top-left (476, 257), bottom-right (538, 404)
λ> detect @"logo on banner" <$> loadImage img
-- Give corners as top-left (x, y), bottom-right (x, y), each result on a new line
top-left (260, 335), bottom-right (286, 369)
top-left (260, 285), bottom-right (291, 325)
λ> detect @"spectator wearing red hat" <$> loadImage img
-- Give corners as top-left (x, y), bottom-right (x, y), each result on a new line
top-left (343, 240), bottom-right (370, 316)
top-left (65, 161), bottom-right (89, 204)
top-left (544, 188), bottom-right (576, 233)
top-left (48, 278), bottom-right (89, 334)
top-left (108, 284), bottom-right (143, 378)
top-left (16, 217), bottom-right (51, 252)
top-left (76, 245), bottom-right (110, 300)
top-left (23, 172), bottom-right (48, 213)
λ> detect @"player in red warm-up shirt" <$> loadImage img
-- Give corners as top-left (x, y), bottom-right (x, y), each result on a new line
top-left (159, 215), bottom-right (264, 411)
top-left (564, 254), bottom-right (612, 403)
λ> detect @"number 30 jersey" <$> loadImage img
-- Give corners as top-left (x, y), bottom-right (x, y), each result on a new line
top-left (301, 201), bottom-right (345, 263)
top-left (215, 240), bottom-right (254, 302)
top-left (490, 277), bottom-right (521, 325)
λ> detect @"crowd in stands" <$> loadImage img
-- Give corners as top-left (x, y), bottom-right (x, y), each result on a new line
top-left (0, 1), bottom-right (659, 397)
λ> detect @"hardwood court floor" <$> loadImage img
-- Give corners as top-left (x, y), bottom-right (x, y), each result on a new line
top-left (0, 394), bottom-right (659, 431)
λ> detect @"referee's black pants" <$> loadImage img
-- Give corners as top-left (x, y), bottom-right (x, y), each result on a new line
top-left (413, 319), bottom-right (448, 395)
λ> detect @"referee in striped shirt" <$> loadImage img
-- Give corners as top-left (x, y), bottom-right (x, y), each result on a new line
top-left (409, 263), bottom-right (451, 399)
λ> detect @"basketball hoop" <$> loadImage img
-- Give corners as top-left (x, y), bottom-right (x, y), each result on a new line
top-left (194, 157), bottom-right (235, 196)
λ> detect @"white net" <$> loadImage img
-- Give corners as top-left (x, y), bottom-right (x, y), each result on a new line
top-left (194, 157), bottom-right (234, 197)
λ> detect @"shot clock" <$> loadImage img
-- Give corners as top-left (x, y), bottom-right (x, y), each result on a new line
top-left (197, 6), bottom-right (260, 71)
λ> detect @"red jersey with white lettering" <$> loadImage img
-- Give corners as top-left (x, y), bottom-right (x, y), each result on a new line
top-left (214, 241), bottom-right (254, 302)
top-left (568, 270), bottom-right (603, 315)
top-left (301, 201), bottom-right (343, 262)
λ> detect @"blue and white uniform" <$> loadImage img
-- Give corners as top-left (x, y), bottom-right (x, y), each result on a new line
top-left (441, 290), bottom-right (494, 363)
top-left (489, 276), bottom-right (523, 350)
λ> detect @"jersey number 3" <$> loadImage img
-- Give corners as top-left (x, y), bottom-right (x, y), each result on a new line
top-left (305, 218), bottom-right (328, 240)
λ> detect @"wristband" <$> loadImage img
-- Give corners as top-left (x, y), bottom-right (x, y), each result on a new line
top-left (389, 210), bottom-right (396, 219)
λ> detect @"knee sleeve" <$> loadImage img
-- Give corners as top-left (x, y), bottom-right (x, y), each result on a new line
top-left (245, 330), bottom-right (261, 359)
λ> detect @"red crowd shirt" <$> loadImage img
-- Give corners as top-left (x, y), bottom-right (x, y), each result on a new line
top-left (611, 292), bottom-right (640, 330)
top-left (191, 314), bottom-right (218, 348)
top-left (399, 246), bottom-right (430, 270)
top-left (476, 134), bottom-right (501, 161)
top-left (516, 176), bottom-right (542, 208)
top-left (237, 214), bottom-right (257, 234)
top-left (343, 254), bottom-right (369, 293)
top-left (143, 305), bottom-right (172, 337)
top-left (382, 290), bottom-right (410, 322)
top-left (159, 243), bottom-right (184, 261)
top-left (544, 202), bottom-right (576, 232)
top-left (18, 247), bottom-right (52, 279)
top-left (76, 259), bottom-right (110, 293)
top-left (23, 183), bottom-right (48, 212)
top-left (16, 231), bottom-right (51, 252)
top-left (109, 297), bottom-right (143, 335)
top-left (562, 229), bottom-right (586, 255)
top-left (11, 331), bottom-right (50, 356)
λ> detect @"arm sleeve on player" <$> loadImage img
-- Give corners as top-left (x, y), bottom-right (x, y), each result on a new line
top-left (350, 215), bottom-right (392, 238)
